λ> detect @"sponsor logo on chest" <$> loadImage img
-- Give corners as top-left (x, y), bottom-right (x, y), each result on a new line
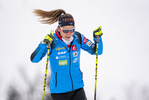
top-left (71, 45), bottom-right (77, 51)
top-left (58, 60), bottom-right (68, 66)
top-left (58, 51), bottom-right (66, 55)
top-left (56, 47), bottom-right (65, 51)
top-left (73, 51), bottom-right (78, 57)
top-left (73, 58), bottom-right (78, 63)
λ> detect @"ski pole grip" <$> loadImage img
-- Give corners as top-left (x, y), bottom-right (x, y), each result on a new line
top-left (48, 43), bottom-right (51, 49)
top-left (96, 36), bottom-right (99, 43)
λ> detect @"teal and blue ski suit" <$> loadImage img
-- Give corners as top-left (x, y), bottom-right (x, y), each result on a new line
top-left (30, 30), bottom-right (103, 93)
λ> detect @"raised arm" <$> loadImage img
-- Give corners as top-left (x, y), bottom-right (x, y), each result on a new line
top-left (81, 26), bottom-right (103, 55)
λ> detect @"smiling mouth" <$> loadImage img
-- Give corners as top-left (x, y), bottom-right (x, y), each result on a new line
top-left (65, 36), bottom-right (71, 39)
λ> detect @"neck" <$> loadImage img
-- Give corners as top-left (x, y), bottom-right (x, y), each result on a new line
top-left (62, 37), bottom-right (73, 45)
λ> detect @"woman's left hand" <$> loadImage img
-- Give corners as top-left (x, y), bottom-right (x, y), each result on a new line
top-left (93, 26), bottom-right (103, 38)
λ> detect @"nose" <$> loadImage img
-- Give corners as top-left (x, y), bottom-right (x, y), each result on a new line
top-left (66, 32), bottom-right (72, 36)
top-left (66, 31), bottom-right (73, 37)
top-left (67, 30), bottom-right (72, 33)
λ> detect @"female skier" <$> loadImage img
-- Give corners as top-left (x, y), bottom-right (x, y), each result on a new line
top-left (30, 9), bottom-right (103, 100)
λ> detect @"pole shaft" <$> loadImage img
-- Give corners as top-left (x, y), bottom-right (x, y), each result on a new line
top-left (42, 43), bottom-right (50, 100)
top-left (94, 36), bottom-right (99, 100)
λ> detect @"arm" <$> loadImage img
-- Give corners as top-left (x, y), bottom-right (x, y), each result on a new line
top-left (30, 30), bottom-right (54, 63)
top-left (81, 26), bottom-right (103, 55)
top-left (81, 34), bottom-right (103, 55)
top-left (30, 43), bottom-right (48, 63)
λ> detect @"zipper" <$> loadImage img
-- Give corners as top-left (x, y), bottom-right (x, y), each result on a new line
top-left (55, 72), bottom-right (57, 87)
top-left (69, 50), bottom-right (73, 91)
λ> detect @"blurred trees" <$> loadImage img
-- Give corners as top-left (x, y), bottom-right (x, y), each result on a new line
top-left (6, 66), bottom-right (52, 100)
top-left (7, 85), bottom-right (21, 100)
top-left (5, 66), bottom-right (149, 100)
top-left (124, 83), bottom-right (149, 100)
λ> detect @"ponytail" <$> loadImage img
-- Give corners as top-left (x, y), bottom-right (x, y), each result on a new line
top-left (33, 9), bottom-right (66, 24)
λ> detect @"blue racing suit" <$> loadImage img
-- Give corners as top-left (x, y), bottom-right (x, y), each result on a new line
top-left (30, 31), bottom-right (103, 93)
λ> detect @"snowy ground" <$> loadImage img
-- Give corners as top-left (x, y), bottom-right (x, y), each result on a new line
top-left (0, 0), bottom-right (149, 100)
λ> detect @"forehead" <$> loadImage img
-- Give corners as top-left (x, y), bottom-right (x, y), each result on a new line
top-left (62, 26), bottom-right (74, 29)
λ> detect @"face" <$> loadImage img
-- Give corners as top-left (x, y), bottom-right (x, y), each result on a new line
top-left (58, 26), bottom-right (75, 41)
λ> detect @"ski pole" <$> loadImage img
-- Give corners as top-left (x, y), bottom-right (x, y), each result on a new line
top-left (42, 30), bottom-right (54, 100)
top-left (94, 36), bottom-right (99, 100)
top-left (42, 43), bottom-right (51, 100)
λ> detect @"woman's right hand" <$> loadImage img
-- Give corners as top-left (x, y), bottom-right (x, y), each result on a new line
top-left (43, 30), bottom-right (54, 44)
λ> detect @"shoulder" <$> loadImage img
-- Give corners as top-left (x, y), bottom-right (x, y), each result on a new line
top-left (73, 31), bottom-right (82, 44)
top-left (73, 31), bottom-right (82, 39)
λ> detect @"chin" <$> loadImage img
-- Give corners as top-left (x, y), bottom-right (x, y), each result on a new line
top-left (65, 37), bottom-right (71, 40)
